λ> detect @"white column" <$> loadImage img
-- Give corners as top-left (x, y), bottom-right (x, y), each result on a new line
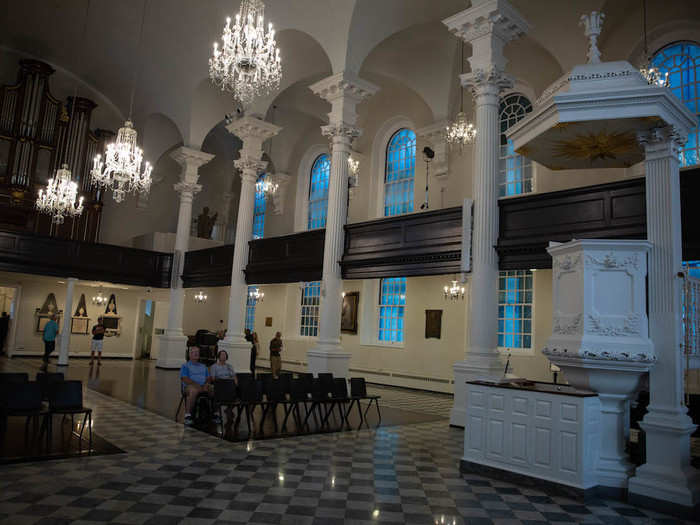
top-left (219, 116), bottom-right (281, 374)
top-left (443, 0), bottom-right (529, 427)
top-left (307, 72), bottom-right (378, 378)
top-left (57, 277), bottom-right (76, 366)
top-left (157, 146), bottom-right (213, 368)
top-left (629, 127), bottom-right (700, 508)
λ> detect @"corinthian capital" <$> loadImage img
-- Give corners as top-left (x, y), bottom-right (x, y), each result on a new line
top-left (443, 0), bottom-right (529, 45)
top-left (637, 126), bottom-right (687, 162)
top-left (310, 71), bottom-right (379, 105)
top-left (173, 181), bottom-right (202, 197)
top-left (170, 146), bottom-right (214, 185)
top-left (234, 157), bottom-right (268, 175)
top-left (321, 123), bottom-right (362, 141)
top-left (461, 66), bottom-right (513, 98)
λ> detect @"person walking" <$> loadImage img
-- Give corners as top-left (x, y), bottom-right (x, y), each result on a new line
top-left (41, 313), bottom-right (59, 371)
top-left (90, 316), bottom-right (106, 366)
top-left (269, 331), bottom-right (283, 378)
top-left (251, 332), bottom-right (259, 378)
top-left (0, 311), bottom-right (9, 356)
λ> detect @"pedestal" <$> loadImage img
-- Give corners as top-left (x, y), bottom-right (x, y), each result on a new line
top-left (307, 348), bottom-right (352, 378)
top-left (218, 339), bottom-right (251, 377)
top-left (156, 334), bottom-right (188, 369)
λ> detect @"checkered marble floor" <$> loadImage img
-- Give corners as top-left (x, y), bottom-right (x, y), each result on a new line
top-left (0, 377), bottom-right (692, 525)
top-left (365, 384), bottom-right (454, 419)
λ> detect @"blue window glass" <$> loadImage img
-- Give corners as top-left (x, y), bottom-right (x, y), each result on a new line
top-left (497, 270), bottom-right (533, 349)
top-left (499, 94), bottom-right (533, 197)
top-left (253, 173), bottom-right (267, 239)
top-left (308, 154), bottom-right (330, 229)
top-left (378, 277), bottom-right (406, 343)
top-left (652, 42), bottom-right (700, 167)
top-left (300, 281), bottom-right (321, 337)
top-left (245, 286), bottom-right (257, 332)
top-left (384, 129), bottom-right (416, 217)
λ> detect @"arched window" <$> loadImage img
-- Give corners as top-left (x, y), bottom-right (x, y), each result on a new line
top-left (252, 173), bottom-right (267, 239)
top-left (384, 129), bottom-right (416, 217)
top-left (308, 154), bottom-right (330, 229)
top-left (499, 94), bottom-right (533, 197)
top-left (652, 42), bottom-right (700, 167)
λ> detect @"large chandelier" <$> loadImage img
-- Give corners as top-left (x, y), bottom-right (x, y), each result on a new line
top-left (91, 121), bottom-right (153, 203)
top-left (446, 42), bottom-right (476, 149)
top-left (443, 280), bottom-right (465, 301)
top-left (638, 0), bottom-right (668, 87)
top-left (36, 164), bottom-right (84, 224)
top-left (209, 0), bottom-right (282, 107)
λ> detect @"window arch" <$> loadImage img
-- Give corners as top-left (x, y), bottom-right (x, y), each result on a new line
top-left (652, 42), bottom-right (700, 167)
top-left (384, 128), bottom-right (416, 217)
top-left (499, 94), bottom-right (533, 197)
top-left (252, 173), bottom-right (267, 239)
top-left (308, 154), bottom-right (330, 229)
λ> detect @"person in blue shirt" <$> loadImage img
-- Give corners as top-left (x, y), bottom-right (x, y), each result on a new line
top-left (180, 346), bottom-right (212, 426)
top-left (41, 313), bottom-right (59, 371)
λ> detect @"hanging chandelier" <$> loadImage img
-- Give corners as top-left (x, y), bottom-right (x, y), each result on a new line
top-left (638, 0), bottom-right (668, 87)
top-left (209, 0), bottom-right (282, 107)
top-left (256, 177), bottom-right (278, 196)
top-left (446, 41), bottom-right (477, 149)
top-left (91, 0), bottom-right (153, 203)
top-left (92, 290), bottom-right (107, 306)
top-left (443, 280), bottom-right (465, 301)
top-left (36, 164), bottom-right (84, 224)
top-left (193, 291), bottom-right (208, 304)
top-left (248, 288), bottom-right (264, 302)
top-left (91, 121), bottom-right (153, 202)
top-left (348, 156), bottom-right (360, 187)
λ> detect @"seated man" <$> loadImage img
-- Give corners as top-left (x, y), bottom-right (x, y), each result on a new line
top-left (180, 346), bottom-right (212, 426)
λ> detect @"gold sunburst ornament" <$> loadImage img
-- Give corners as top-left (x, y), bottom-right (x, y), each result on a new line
top-left (552, 131), bottom-right (635, 163)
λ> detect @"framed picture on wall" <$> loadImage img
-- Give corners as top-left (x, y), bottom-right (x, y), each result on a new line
top-left (71, 317), bottom-right (90, 335)
top-left (425, 309), bottom-right (442, 339)
top-left (35, 312), bottom-right (62, 333)
top-left (102, 315), bottom-right (121, 335)
top-left (341, 292), bottom-right (359, 334)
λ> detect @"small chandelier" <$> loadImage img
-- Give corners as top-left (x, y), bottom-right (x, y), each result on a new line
top-left (92, 291), bottom-right (107, 306)
top-left (446, 42), bottom-right (476, 149)
top-left (36, 164), bottom-right (84, 224)
top-left (256, 177), bottom-right (278, 196)
top-left (248, 288), bottom-right (264, 302)
top-left (91, 121), bottom-right (153, 203)
top-left (209, 0), bottom-right (282, 107)
top-left (444, 280), bottom-right (465, 301)
top-left (348, 156), bottom-right (360, 187)
top-left (193, 291), bottom-right (207, 304)
top-left (638, 0), bottom-right (668, 87)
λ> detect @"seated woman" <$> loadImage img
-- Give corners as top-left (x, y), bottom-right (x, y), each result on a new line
top-left (210, 350), bottom-right (237, 383)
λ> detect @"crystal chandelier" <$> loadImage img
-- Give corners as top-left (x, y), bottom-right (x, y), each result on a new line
top-left (248, 288), bottom-right (264, 302)
top-left (443, 280), bottom-right (465, 301)
top-left (92, 290), bottom-right (107, 306)
top-left (91, 0), bottom-right (153, 203)
top-left (193, 291), bottom-right (208, 304)
top-left (92, 121), bottom-right (153, 202)
top-left (638, 0), bottom-right (668, 87)
top-left (256, 177), bottom-right (278, 196)
top-left (348, 156), bottom-right (360, 187)
top-left (446, 42), bottom-right (476, 149)
top-left (209, 0), bottom-right (282, 107)
top-left (36, 164), bottom-right (84, 224)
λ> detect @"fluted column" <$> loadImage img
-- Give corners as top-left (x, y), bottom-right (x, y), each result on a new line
top-left (443, 0), bottom-right (529, 427)
top-left (629, 127), bottom-right (700, 507)
top-left (308, 72), bottom-right (378, 378)
top-left (156, 147), bottom-right (213, 368)
top-left (57, 277), bottom-right (76, 366)
top-left (219, 116), bottom-right (281, 374)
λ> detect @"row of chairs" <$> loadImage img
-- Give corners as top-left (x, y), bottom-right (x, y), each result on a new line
top-left (0, 372), bottom-right (92, 451)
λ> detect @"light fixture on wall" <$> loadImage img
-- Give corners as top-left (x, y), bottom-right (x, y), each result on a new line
top-left (248, 288), bottom-right (264, 302)
top-left (209, 0), bottom-right (282, 107)
top-left (92, 290), bottom-right (107, 306)
top-left (91, 0), bottom-right (153, 203)
top-left (194, 291), bottom-right (207, 304)
top-left (443, 279), bottom-right (465, 301)
top-left (638, 0), bottom-right (668, 87)
top-left (446, 41), bottom-right (476, 150)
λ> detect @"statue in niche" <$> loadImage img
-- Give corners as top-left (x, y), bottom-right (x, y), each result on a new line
top-left (197, 207), bottom-right (218, 239)
top-left (74, 294), bottom-right (88, 317)
top-left (104, 294), bottom-right (117, 316)
top-left (38, 293), bottom-right (59, 315)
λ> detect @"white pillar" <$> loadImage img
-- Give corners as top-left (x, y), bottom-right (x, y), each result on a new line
top-left (219, 116), bottom-right (281, 374)
top-left (629, 127), bottom-right (700, 508)
top-left (57, 277), bottom-right (76, 366)
top-left (443, 0), bottom-right (529, 427)
top-left (307, 72), bottom-right (378, 378)
top-left (157, 146), bottom-right (213, 368)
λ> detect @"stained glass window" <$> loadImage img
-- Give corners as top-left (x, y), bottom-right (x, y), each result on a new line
top-left (252, 173), bottom-right (267, 239)
top-left (308, 154), bottom-right (330, 229)
top-left (498, 270), bottom-right (533, 349)
top-left (384, 129), bottom-right (416, 216)
top-left (499, 94), bottom-right (533, 197)
top-left (378, 277), bottom-right (406, 343)
top-left (300, 281), bottom-right (321, 337)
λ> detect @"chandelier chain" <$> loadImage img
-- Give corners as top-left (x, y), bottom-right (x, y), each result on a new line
top-left (129, 0), bottom-right (149, 120)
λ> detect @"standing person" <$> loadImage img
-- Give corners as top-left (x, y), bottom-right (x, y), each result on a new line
top-left (250, 332), bottom-right (258, 378)
top-left (90, 316), bottom-right (106, 366)
top-left (41, 313), bottom-right (59, 371)
top-left (0, 311), bottom-right (9, 356)
top-left (269, 331), bottom-right (283, 378)
top-left (180, 346), bottom-right (213, 426)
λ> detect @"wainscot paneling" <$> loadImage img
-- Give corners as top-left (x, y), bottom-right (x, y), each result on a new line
top-left (245, 229), bottom-right (325, 284)
top-left (181, 244), bottom-right (234, 288)
top-left (341, 207), bottom-right (463, 279)
top-left (0, 230), bottom-right (172, 287)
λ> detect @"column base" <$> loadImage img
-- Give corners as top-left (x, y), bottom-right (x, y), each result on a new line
top-left (628, 409), bottom-right (700, 508)
top-left (218, 338), bottom-right (252, 376)
top-left (451, 355), bottom-right (504, 427)
top-left (156, 334), bottom-right (188, 369)
top-left (307, 344), bottom-right (351, 378)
